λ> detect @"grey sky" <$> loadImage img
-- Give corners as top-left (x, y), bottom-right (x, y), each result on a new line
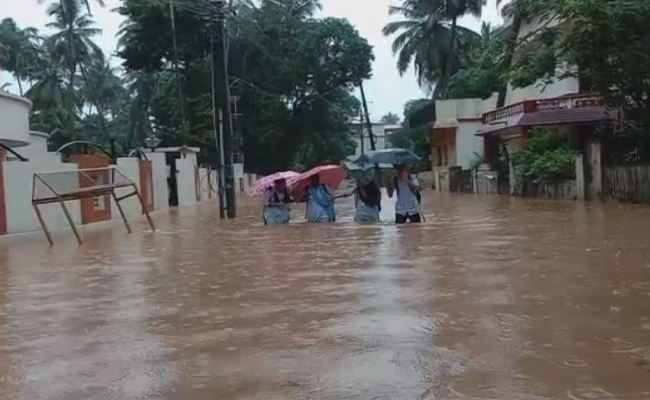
top-left (1, 0), bottom-right (502, 121)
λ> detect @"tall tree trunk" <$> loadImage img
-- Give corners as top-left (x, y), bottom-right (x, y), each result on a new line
top-left (441, 16), bottom-right (458, 99)
top-left (79, 64), bottom-right (111, 145)
top-left (496, 12), bottom-right (522, 108)
top-left (17, 79), bottom-right (23, 96)
top-left (60, 0), bottom-right (77, 135)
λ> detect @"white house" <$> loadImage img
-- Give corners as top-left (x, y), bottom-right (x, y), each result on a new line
top-left (429, 8), bottom-right (604, 197)
top-left (348, 122), bottom-right (402, 159)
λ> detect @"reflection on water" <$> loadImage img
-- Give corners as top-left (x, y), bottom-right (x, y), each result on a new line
top-left (1, 192), bottom-right (650, 399)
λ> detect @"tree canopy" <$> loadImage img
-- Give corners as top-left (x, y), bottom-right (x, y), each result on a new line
top-left (0, 0), bottom-right (374, 174)
top-left (447, 22), bottom-right (505, 100)
top-left (380, 112), bottom-right (400, 124)
top-left (508, 0), bottom-right (650, 129)
top-left (383, 0), bottom-right (486, 98)
top-left (117, 0), bottom-right (373, 173)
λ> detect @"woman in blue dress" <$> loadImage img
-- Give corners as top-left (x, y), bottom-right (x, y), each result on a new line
top-left (262, 178), bottom-right (293, 225)
top-left (302, 174), bottom-right (340, 222)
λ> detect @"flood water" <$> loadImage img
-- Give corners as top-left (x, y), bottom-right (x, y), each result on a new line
top-left (1, 191), bottom-right (650, 399)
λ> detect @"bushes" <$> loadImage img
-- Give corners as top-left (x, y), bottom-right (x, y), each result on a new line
top-left (511, 128), bottom-right (576, 184)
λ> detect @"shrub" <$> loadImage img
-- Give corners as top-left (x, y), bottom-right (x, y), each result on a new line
top-left (511, 128), bottom-right (576, 183)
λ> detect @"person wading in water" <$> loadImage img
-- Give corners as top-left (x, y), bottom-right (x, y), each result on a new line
top-left (262, 178), bottom-right (293, 225)
top-left (349, 174), bottom-right (382, 223)
top-left (387, 164), bottom-right (422, 223)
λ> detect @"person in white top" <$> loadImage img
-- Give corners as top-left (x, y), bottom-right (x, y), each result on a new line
top-left (262, 178), bottom-right (293, 225)
top-left (387, 164), bottom-right (421, 224)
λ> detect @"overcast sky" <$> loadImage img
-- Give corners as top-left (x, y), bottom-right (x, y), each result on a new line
top-left (1, 0), bottom-right (502, 121)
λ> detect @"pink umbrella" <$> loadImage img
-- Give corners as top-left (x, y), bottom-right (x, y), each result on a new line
top-left (290, 164), bottom-right (345, 200)
top-left (248, 170), bottom-right (300, 197)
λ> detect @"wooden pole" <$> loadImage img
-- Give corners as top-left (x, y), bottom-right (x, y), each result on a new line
top-left (134, 188), bottom-right (156, 231)
top-left (112, 190), bottom-right (132, 234)
top-left (32, 203), bottom-right (53, 245)
top-left (60, 200), bottom-right (82, 245)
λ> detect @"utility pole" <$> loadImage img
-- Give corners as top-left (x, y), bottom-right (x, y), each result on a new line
top-left (211, 0), bottom-right (236, 218)
top-left (359, 82), bottom-right (376, 151)
top-left (358, 108), bottom-right (364, 155)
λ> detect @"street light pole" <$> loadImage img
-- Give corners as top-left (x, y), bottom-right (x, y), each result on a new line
top-left (211, 0), bottom-right (236, 218)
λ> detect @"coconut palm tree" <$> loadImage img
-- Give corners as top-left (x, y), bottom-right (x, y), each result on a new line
top-left (437, 0), bottom-right (485, 98)
top-left (25, 38), bottom-right (70, 135)
top-left (0, 18), bottom-right (41, 95)
top-left (45, 2), bottom-right (102, 109)
top-left (37, 0), bottom-right (104, 134)
top-left (383, 0), bottom-right (480, 97)
top-left (79, 52), bottom-right (127, 149)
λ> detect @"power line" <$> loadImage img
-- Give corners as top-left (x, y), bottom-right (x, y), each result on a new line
top-left (168, 0), bottom-right (188, 146)
top-left (145, 0), bottom-right (357, 117)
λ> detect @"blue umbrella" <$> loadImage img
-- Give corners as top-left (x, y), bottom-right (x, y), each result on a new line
top-left (354, 148), bottom-right (420, 165)
top-left (342, 161), bottom-right (383, 181)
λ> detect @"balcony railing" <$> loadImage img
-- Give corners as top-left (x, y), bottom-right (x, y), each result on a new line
top-left (482, 92), bottom-right (601, 124)
top-left (535, 93), bottom-right (600, 110)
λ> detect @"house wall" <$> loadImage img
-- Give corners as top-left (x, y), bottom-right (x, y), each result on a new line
top-left (433, 98), bottom-right (485, 169)
top-left (111, 158), bottom-right (142, 219)
top-left (18, 132), bottom-right (49, 158)
top-left (176, 157), bottom-right (198, 207)
top-left (502, 16), bottom-right (579, 106)
top-left (0, 92), bottom-right (30, 147)
top-left (585, 141), bottom-right (602, 200)
top-left (4, 158), bottom-right (82, 234)
top-left (0, 147), bottom-right (221, 239)
top-left (456, 121), bottom-right (484, 169)
top-left (505, 68), bottom-right (579, 106)
top-left (506, 137), bottom-right (525, 195)
top-left (148, 151), bottom-right (169, 213)
top-left (349, 123), bottom-right (393, 157)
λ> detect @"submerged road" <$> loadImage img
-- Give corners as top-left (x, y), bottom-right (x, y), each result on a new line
top-left (0, 192), bottom-right (650, 399)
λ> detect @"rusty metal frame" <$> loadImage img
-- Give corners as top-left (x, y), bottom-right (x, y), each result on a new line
top-left (31, 167), bottom-right (155, 245)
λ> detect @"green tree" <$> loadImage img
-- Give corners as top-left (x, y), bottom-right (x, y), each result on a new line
top-left (388, 98), bottom-right (432, 157)
top-left (495, 0), bottom-right (525, 107)
top-left (509, 0), bottom-right (650, 130)
top-left (437, 0), bottom-right (486, 98)
top-left (447, 22), bottom-right (505, 99)
top-left (117, 0), bottom-right (374, 174)
top-left (511, 127), bottom-right (576, 184)
top-left (380, 112), bottom-right (400, 124)
top-left (39, 0), bottom-right (105, 135)
top-left (382, 0), bottom-right (481, 96)
top-left (0, 18), bottom-right (41, 95)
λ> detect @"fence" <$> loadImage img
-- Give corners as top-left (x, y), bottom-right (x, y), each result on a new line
top-left (602, 165), bottom-right (650, 203)
top-left (449, 167), bottom-right (474, 194)
top-left (521, 180), bottom-right (577, 200)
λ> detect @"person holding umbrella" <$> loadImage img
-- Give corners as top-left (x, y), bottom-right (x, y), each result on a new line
top-left (351, 174), bottom-right (382, 222)
top-left (342, 162), bottom-right (382, 222)
top-left (354, 148), bottom-right (422, 224)
top-left (302, 174), bottom-right (339, 222)
top-left (262, 178), bottom-right (294, 225)
top-left (387, 164), bottom-right (422, 223)
top-left (292, 165), bottom-right (347, 223)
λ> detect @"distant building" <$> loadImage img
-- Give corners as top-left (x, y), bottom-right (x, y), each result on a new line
top-left (347, 122), bottom-right (402, 159)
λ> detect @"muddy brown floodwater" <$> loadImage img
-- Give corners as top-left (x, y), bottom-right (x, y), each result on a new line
top-left (1, 191), bottom-right (650, 399)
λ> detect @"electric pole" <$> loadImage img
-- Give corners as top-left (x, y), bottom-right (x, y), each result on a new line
top-left (359, 82), bottom-right (376, 151)
top-left (358, 108), bottom-right (364, 155)
top-left (211, 0), bottom-right (236, 218)
top-left (359, 81), bottom-right (381, 185)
